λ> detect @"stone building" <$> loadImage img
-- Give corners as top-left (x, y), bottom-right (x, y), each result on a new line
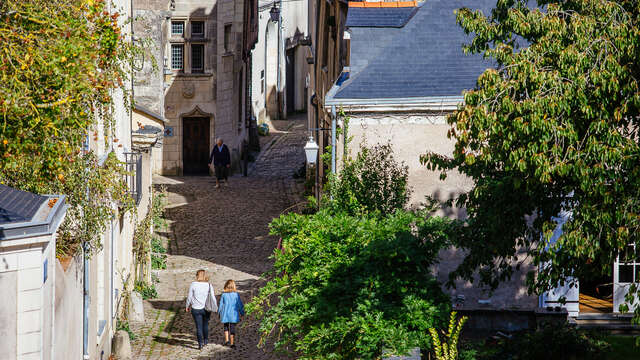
top-left (134, 0), bottom-right (253, 175)
top-left (250, 0), bottom-right (310, 123)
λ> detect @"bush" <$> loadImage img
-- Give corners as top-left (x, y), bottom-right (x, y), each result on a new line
top-left (248, 209), bottom-right (454, 359)
top-left (328, 143), bottom-right (410, 216)
top-left (471, 323), bottom-right (610, 360)
top-left (116, 320), bottom-right (136, 341)
top-left (134, 280), bottom-right (157, 300)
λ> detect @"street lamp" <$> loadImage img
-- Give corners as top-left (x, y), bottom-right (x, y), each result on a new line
top-left (304, 135), bottom-right (319, 165)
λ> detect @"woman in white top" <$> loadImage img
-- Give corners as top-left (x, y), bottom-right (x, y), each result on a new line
top-left (185, 269), bottom-right (217, 349)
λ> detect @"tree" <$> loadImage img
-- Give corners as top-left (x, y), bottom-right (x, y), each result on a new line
top-left (423, 0), bottom-right (640, 317)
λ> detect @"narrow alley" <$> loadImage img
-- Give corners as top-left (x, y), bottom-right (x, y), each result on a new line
top-left (130, 116), bottom-right (308, 360)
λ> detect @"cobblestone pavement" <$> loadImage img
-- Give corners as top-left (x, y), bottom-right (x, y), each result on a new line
top-left (130, 115), bottom-right (307, 360)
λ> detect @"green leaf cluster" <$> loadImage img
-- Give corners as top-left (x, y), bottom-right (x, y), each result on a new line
top-left (423, 0), bottom-right (640, 315)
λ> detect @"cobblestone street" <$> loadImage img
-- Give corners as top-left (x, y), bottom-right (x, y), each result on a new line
top-left (130, 115), bottom-right (307, 359)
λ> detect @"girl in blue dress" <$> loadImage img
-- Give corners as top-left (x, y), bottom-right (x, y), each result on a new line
top-left (218, 279), bottom-right (245, 348)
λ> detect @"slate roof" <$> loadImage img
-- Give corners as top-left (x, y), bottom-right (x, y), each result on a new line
top-left (0, 184), bottom-right (47, 225)
top-left (334, 0), bottom-right (496, 100)
top-left (346, 7), bottom-right (419, 28)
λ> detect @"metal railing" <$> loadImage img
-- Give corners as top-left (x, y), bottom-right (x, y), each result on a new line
top-left (124, 152), bottom-right (143, 205)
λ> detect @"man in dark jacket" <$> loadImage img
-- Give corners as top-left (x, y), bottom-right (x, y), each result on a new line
top-left (208, 138), bottom-right (231, 188)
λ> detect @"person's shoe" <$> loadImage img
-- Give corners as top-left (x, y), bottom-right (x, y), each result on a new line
top-left (223, 341), bottom-right (230, 347)
top-left (214, 184), bottom-right (220, 189)
top-left (204, 339), bottom-right (208, 346)
top-left (198, 344), bottom-right (203, 350)
top-left (230, 344), bottom-right (236, 349)
top-left (224, 181), bottom-right (229, 187)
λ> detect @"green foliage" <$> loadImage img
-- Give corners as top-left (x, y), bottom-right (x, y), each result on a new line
top-left (151, 253), bottom-right (166, 270)
top-left (328, 143), bottom-right (411, 217)
top-left (116, 320), bottom-right (136, 341)
top-left (470, 323), bottom-right (610, 360)
top-left (248, 209), bottom-right (453, 359)
top-left (0, 0), bottom-right (142, 257)
top-left (134, 280), bottom-right (157, 300)
top-left (429, 312), bottom-right (468, 360)
top-left (422, 0), bottom-right (640, 315)
top-left (151, 187), bottom-right (168, 230)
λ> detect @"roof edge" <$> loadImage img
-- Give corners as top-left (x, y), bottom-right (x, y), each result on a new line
top-left (133, 104), bottom-right (167, 124)
top-left (0, 195), bottom-right (68, 241)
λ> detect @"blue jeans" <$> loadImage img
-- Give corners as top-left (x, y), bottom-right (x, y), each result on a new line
top-left (191, 308), bottom-right (211, 346)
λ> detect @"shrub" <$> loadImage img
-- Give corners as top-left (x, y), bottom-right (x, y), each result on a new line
top-left (249, 209), bottom-right (453, 359)
top-left (328, 143), bottom-right (410, 216)
top-left (116, 320), bottom-right (136, 341)
top-left (474, 323), bottom-right (610, 360)
top-left (134, 280), bottom-right (157, 300)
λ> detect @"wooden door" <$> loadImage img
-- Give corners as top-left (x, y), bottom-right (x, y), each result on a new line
top-left (182, 117), bottom-right (210, 175)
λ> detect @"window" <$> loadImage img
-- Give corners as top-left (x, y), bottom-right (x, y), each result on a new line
top-left (191, 21), bottom-right (204, 37)
top-left (171, 21), bottom-right (184, 36)
top-left (260, 70), bottom-right (264, 94)
top-left (171, 44), bottom-right (183, 70)
top-left (619, 243), bottom-right (639, 283)
top-left (191, 44), bottom-right (204, 73)
top-left (224, 24), bottom-right (232, 53)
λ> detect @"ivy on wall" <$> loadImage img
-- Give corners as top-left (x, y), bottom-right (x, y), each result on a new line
top-left (0, 0), bottom-right (143, 257)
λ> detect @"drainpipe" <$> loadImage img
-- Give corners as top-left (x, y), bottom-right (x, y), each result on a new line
top-left (83, 241), bottom-right (90, 360)
top-left (330, 105), bottom-right (336, 174)
top-left (276, 0), bottom-right (283, 119)
top-left (82, 134), bottom-right (90, 360)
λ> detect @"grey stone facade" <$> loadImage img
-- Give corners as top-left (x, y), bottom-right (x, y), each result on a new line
top-left (133, 0), bottom-right (249, 175)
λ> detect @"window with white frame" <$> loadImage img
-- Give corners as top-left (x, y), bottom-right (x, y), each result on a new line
top-left (619, 243), bottom-right (639, 283)
top-left (171, 21), bottom-right (184, 36)
top-left (191, 44), bottom-right (204, 73)
top-left (191, 21), bottom-right (204, 37)
top-left (171, 44), bottom-right (183, 70)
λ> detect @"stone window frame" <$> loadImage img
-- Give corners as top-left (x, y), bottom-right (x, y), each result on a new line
top-left (191, 21), bottom-right (205, 38)
top-left (171, 20), bottom-right (184, 37)
top-left (190, 43), bottom-right (205, 74)
top-left (170, 43), bottom-right (184, 70)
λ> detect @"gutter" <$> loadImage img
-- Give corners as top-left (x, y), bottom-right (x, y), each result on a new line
top-left (323, 83), bottom-right (464, 112)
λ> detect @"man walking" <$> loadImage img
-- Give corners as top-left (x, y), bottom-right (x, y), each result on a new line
top-left (209, 138), bottom-right (231, 188)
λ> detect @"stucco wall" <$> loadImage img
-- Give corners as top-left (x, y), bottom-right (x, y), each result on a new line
top-left (54, 256), bottom-right (84, 360)
top-left (340, 111), bottom-right (538, 311)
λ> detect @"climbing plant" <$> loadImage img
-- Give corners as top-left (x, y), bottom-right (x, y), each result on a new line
top-left (0, 0), bottom-right (143, 256)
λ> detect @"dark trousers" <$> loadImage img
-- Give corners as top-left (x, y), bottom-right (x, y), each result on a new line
top-left (214, 165), bottom-right (228, 181)
top-left (223, 322), bottom-right (236, 335)
top-left (191, 308), bottom-right (211, 346)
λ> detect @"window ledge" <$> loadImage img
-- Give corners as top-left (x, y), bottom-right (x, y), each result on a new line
top-left (176, 73), bottom-right (213, 78)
